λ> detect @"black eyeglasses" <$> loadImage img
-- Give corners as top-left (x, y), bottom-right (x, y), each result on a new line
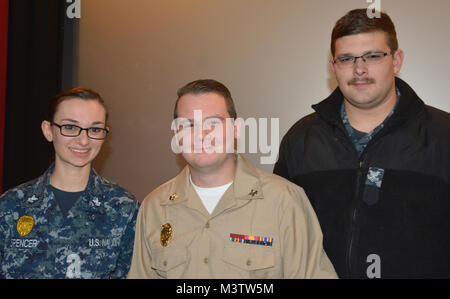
top-left (51, 123), bottom-right (109, 140)
top-left (333, 51), bottom-right (393, 68)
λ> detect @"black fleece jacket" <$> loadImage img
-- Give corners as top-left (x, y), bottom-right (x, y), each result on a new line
top-left (274, 77), bottom-right (450, 278)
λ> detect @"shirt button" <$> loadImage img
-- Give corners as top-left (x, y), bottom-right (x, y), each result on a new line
top-left (246, 259), bottom-right (252, 266)
top-left (163, 260), bottom-right (168, 267)
top-left (204, 257), bottom-right (209, 264)
top-left (205, 222), bottom-right (210, 229)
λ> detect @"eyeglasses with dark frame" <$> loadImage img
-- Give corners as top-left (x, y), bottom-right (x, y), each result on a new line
top-left (51, 123), bottom-right (109, 140)
top-left (332, 51), bottom-right (394, 68)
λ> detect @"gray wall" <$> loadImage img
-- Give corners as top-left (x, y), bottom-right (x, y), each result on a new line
top-left (74, 0), bottom-right (450, 201)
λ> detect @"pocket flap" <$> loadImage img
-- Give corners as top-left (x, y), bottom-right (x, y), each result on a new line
top-left (151, 247), bottom-right (188, 271)
top-left (222, 245), bottom-right (274, 271)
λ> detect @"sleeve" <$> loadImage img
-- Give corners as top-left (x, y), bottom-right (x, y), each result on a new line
top-left (279, 185), bottom-right (338, 279)
top-left (0, 192), bottom-right (11, 261)
top-left (0, 199), bottom-right (5, 272)
top-left (0, 191), bottom-right (13, 278)
top-left (127, 200), bottom-right (158, 279)
top-left (110, 199), bottom-right (140, 279)
top-left (273, 134), bottom-right (291, 180)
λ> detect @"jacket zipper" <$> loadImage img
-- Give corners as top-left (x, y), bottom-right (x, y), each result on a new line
top-left (333, 121), bottom-right (369, 277)
top-left (347, 160), bottom-right (365, 277)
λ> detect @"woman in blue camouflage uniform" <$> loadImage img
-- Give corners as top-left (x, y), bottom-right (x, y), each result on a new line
top-left (0, 88), bottom-right (139, 278)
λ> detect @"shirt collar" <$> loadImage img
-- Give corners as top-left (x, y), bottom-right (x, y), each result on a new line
top-left (161, 154), bottom-right (264, 206)
top-left (24, 164), bottom-right (104, 208)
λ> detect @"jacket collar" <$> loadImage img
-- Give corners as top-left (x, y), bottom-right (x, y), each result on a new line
top-left (160, 154), bottom-right (264, 211)
top-left (312, 77), bottom-right (426, 128)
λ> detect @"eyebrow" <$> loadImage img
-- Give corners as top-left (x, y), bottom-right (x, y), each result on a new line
top-left (204, 115), bottom-right (226, 121)
top-left (59, 119), bottom-right (105, 126)
top-left (183, 115), bottom-right (227, 122)
top-left (337, 50), bottom-right (383, 57)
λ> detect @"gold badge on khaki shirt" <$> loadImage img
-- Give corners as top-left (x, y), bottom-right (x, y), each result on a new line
top-left (17, 215), bottom-right (34, 237)
top-left (160, 223), bottom-right (173, 247)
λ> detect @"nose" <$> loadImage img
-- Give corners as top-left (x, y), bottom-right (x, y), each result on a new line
top-left (202, 125), bottom-right (215, 137)
top-left (190, 122), bottom-right (203, 150)
top-left (76, 128), bottom-right (90, 145)
top-left (353, 57), bottom-right (367, 76)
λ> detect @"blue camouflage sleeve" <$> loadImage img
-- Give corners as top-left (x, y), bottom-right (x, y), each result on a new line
top-left (0, 191), bottom-right (14, 277)
top-left (110, 193), bottom-right (140, 279)
top-left (0, 197), bottom-right (5, 274)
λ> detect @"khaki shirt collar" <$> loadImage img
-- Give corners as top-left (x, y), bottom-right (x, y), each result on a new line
top-left (160, 154), bottom-right (264, 208)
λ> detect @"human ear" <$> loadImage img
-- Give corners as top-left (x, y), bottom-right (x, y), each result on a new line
top-left (329, 59), bottom-right (337, 77)
top-left (392, 49), bottom-right (404, 74)
top-left (41, 120), bottom-right (53, 142)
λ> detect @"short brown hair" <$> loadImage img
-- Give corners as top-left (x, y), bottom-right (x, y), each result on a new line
top-left (174, 79), bottom-right (237, 120)
top-left (331, 9), bottom-right (398, 56)
top-left (47, 87), bottom-right (108, 122)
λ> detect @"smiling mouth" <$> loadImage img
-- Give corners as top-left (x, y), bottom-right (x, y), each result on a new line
top-left (70, 148), bottom-right (90, 154)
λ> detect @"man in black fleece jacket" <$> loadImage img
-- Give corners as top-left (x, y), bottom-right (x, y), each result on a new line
top-left (274, 9), bottom-right (450, 278)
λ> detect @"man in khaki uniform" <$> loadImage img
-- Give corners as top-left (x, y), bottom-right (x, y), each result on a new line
top-left (128, 79), bottom-right (337, 279)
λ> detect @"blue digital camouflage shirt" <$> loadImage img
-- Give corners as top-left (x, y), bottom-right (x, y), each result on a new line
top-left (0, 164), bottom-right (139, 279)
top-left (340, 88), bottom-right (401, 205)
top-left (340, 87), bottom-right (401, 158)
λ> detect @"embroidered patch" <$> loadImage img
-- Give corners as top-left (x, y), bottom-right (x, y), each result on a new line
top-left (229, 233), bottom-right (273, 247)
top-left (365, 167), bottom-right (385, 188)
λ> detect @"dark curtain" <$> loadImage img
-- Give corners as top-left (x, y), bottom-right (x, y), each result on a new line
top-left (2, 0), bottom-right (66, 191)
top-left (0, 0), bottom-right (8, 193)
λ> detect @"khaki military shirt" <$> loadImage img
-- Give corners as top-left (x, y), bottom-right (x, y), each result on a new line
top-left (128, 155), bottom-right (337, 278)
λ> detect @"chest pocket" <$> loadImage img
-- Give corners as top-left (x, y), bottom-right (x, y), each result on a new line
top-left (151, 247), bottom-right (188, 278)
top-left (222, 245), bottom-right (275, 278)
top-left (2, 237), bottom-right (48, 278)
top-left (73, 236), bottom-right (122, 278)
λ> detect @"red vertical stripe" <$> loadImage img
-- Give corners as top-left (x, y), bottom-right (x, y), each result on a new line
top-left (0, 0), bottom-right (8, 193)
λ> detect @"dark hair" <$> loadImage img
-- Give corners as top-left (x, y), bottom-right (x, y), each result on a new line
top-left (331, 9), bottom-right (398, 56)
top-left (174, 79), bottom-right (237, 120)
top-left (47, 87), bottom-right (108, 122)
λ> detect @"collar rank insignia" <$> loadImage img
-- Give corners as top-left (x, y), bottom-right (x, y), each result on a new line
top-left (92, 197), bottom-right (101, 207)
top-left (27, 195), bottom-right (38, 204)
